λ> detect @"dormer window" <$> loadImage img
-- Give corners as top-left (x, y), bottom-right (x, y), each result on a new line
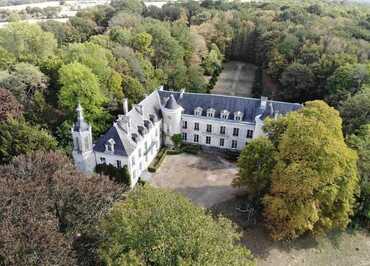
top-left (221, 110), bottom-right (229, 120)
top-left (106, 138), bottom-right (115, 153)
top-left (234, 111), bottom-right (243, 121)
top-left (194, 107), bottom-right (203, 116)
top-left (207, 108), bottom-right (215, 118)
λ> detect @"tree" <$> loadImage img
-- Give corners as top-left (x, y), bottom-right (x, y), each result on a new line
top-left (131, 32), bottom-right (153, 55)
top-left (111, 0), bottom-right (145, 14)
top-left (262, 101), bottom-right (359, 240)
top-left (0, 88), bottom-right (23, 122)
top-left (0, 118), bottom-right (57, 164)
top-left (0, 151), bottom-right (124, 265)
top-left (326, 64), bottom-right (370, 106)
top-left (58, 62), bottom-right (105, 117)
top-left (348, 124), bottom-right (370, 226)
top-left (202, 43), bottom-right (223, 75)
top-left (122, 75), bottom-right (146, 105)
top-left (280, 63), bottom-right (316, 102)
top-left (58, 62), bottom-right (110, 136)
top-left (0, 47), bottom-right (16, 70)
top-left (98, 185), bottom-right (255, 266)
top-left (0, 63), bottom-right (48, 109)
top-left (340, 86), bottom-right (370, 135)
top-left (0, 22), bottom-right (56, 63)
top-left (233, 137), bottom-right (275, 200)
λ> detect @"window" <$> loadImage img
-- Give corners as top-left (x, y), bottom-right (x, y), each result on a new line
top-left (155, 128), bottom-right (158, 137)
top-left (233, 128), bottom-right (239, 137)
top-left (194, 107), bottom-right (202, 116)
top-left (206, 136), bottom-right (211, 145)
top-left (219, 138), bottom-right (224, 147)
top-left (138, 148), bottom-right (142, 157)
top-left (139, 162), bottom-right (143, 170)
top-left (100, 157), bottom-right (106, 164)
top-left (231, 140), bottom-right (237, 149)
top-left (221, 110), bottom-right (229, 120)
top-left (131, 156), bottom-right (135, 166)
top-left (117, 160), bottom-right (122, 168)
top-left (220, 126), bottom-right (226, 135)
top-left (247, 130), bottom-right (254, 139)
top-left (234, 111), bottom-right (243, 121)
top-left (182, 132), bottom-right (187, 141)
top-left (206, 124), bottom-right (212, 133)
top-left (194, 122), bottom-right (199, 131)
top-left (106, 138), bottom-right (115, 152)
top-left (207, 108), bottom-right (215, 118)
top-left (194, 134), bottom-right (199, 143)
top-left (74, 137), bottom-right (80, 152)
top-left (182, 120), bottom-right (187, 129)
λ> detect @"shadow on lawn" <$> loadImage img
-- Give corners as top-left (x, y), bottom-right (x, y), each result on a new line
top-left (209, 195), bottom-right (320, 260)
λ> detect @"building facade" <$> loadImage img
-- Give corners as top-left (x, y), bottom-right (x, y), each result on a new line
top-left (71, 88), bottom-right (301, 188)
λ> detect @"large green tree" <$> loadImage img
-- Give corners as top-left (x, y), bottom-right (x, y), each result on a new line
top-left (233, 137), bottom-right (275, 200)
top-left (99, 185), bottom-right (255, 266)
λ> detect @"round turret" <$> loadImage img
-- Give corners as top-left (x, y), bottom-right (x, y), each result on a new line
top-left (161, 94), bottom-right (183, 146)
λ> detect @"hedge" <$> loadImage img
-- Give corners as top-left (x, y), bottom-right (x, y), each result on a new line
top-left (148, 148), bottom-right (167, 172)
top-left (95, 164), bottom-right (131, 187)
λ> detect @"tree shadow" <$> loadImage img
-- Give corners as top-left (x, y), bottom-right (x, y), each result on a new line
top-left (209, 195), bottom-right (321, 260)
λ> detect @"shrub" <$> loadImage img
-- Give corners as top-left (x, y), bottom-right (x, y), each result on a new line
top-left (182, 143), bottom-right (202, 154)
top-left (148, 148), bottom-right (167, 172)
top-left (95, 163), bottom-right (131, 187)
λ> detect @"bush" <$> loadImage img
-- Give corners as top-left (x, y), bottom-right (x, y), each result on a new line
top-left (148, 148), bottom-right (167, 172)
top-left (95, 163), bottom-right (131, 187)
top-left (182, 143), bottom-right (201, 154)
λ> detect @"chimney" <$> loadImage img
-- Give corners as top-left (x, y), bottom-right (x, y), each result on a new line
top-left (123, 98), bottom-right (128, 115)
top-left (260, 96), bottom-right (268, 110)
top-left (180, 88), bottom-right (185, 99)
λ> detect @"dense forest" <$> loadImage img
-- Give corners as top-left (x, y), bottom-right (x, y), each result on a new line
top-left (0, 0), bottom-right (369, 265)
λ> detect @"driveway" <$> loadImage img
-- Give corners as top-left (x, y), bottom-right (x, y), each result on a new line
top-left (148, 152), bottom-right (242, 208)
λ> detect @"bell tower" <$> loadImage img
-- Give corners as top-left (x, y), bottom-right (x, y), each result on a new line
top-left (71, 103), bottom-right (95, 172)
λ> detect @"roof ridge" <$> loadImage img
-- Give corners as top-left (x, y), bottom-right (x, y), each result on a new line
top-left (161, 89), bottom-right (301, 105)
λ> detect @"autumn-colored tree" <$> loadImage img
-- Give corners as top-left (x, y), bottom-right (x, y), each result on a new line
top-left (0, 151), bottom-right (124, 265)
top-left (262, 101), bottom-right (359, 240)
top-left (99, 185), bottom-right (255, 265)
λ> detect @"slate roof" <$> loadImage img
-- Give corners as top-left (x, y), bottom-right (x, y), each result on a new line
top-left (158, 90), bottom-right (302, 123)
top-left (93, 90), bottom-right (162, 156)
top-left (164, 94), bottom-right (180, 109)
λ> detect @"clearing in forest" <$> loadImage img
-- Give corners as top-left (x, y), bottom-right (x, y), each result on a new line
top-left (211, 61), bottom-right (257, 97)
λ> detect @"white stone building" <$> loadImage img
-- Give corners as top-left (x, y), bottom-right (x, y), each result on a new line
top-left (71, 88), bottom-right (301, 188)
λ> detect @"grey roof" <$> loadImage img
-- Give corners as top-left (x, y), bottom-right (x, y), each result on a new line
top-left (158, 90), bottom-right (301, 123)
top-left (94, 126), bottom-right (128, 156)
top-left (164, 94), bottom-right (181, 109)
top-left (93, 90), bottom-right (162, 156)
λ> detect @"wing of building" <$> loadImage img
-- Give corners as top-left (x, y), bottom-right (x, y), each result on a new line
top-left (71, 87), bottom-right (302, 188)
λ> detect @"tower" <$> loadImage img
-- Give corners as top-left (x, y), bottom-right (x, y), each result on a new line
top-left (161, 94), bottom-right (183, 146)
top-left (71, 103), bottom-right (96, 172)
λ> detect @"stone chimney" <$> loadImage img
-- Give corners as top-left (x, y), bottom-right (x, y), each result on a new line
top-left (180, 88), bottom-right (185, 99)
top-left (123, 98), bottom-right (128, 115)
top-left (260, 96), bottom-right (268, 110)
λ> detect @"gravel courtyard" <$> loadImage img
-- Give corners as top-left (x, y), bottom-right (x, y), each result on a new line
top-left (149, 152), bottom-right (242, 208)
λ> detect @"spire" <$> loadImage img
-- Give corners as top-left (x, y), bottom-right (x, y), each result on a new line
top-left (73, 102), bottom-right (90, 132)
